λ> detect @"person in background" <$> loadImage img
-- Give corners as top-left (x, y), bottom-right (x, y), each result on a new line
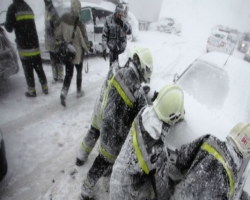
top-left (109, 84), bottom-right (185, 200)
top-left (79, 48), bottom-right (154, 200)
top-left (172, 122), bottom-right (250, 200)
top-left (44, 0), bottom-right (64, 84)
top-left (55, 0), bottom-right (90, 107)
top-left (102, 3), bottom-right (131, 67)
top-left (5, 0), bottom-right (48, 97)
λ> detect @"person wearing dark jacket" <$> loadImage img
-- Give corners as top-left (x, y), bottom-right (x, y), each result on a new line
top-left (109, 84), bottom-right (185, 200)
top-left (5, 0), bottom-right (48, 97)
top-left (172, 122), bottom-right (250, 200)
top-left (55, 0), bottom-right (90, 107)
top-left (44, 0), bottom-right (64, 84)
top-left (102, 3), bottom-right (131, 67)
top-left (79, 48), bottom-right (154, 200)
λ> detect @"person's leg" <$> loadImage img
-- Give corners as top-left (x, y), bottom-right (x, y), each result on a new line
top-left (75, 62), bottom-right (83, 97)
top-left (109, 51), bottom-right (118, 67)
top-left (60, 62), bottom-right (74, 107)
top-left (21, 59), bottom-right (36, 97)
top-left (80, 154), bottom-right (111, 199)
top-left (51, 51), bottom-right (64, 82)
top-left (76, 126), bottom-right (100, 166)
top-left (33, 56), bottom-right (48, 94)
top-left (49, 51), bottom-right (58, 83)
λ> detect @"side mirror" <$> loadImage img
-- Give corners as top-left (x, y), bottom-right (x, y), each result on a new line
top-left (173, 73), bottom-right (179, 83)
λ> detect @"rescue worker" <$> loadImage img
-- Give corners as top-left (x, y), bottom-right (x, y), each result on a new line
top-left (5, 0), bottom-right (48, 97)
top-left (76, 47), bottom-right (147, 166)
top-left (102, 3), bottom-right (132, 67)
top-left (44, 0), bottom-right (64, 84)
top-left (109, 84), bottom-right (185, 200)
top-left (172, 122), bottom-right (250, 200)
top-left (55, 0), bottom-right (90, 107)
top-left (79, 48), bottom-right (154, 200)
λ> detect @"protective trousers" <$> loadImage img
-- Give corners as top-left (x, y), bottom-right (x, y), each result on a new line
top-left (109, 51), bottom-right (118, 67)
top-left (21, 56), bottom-right (47, 93)
top-left (49, 51), bottom-right (63, 81)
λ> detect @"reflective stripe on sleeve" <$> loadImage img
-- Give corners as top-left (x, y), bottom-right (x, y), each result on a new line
top-left (201, 142), bottom-right (234, 197)
top-left (15, 11), bottom-right (34, 21)
top-left (18, 49), bottom-right (40, 58)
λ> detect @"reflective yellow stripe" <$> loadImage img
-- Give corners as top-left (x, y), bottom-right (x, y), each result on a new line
top-left (201, 142), bottom-right (234, 197)
top-left (111, 76), bottom-right (133, 108)
top-left (16, 15), bottom-right (34, 21)
top-left (99, 145), bottom-right (116, 160)
top-left (81, 141), bottom-right (92, 153)
top-left (131, 122), bottom-right (149, 174)
top-left (19, 50), bottom-right (40, 57)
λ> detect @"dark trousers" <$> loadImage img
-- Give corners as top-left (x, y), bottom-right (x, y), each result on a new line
top-left (21, 56), bottom-right (47, 91)
top-left (62, 61), bottom-right (83, 93)
top-left (109, 51), bottom-right (119, 67)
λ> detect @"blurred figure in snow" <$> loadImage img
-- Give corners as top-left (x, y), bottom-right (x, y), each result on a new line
top-left (109, 84), bottom-right (185, 200)
top-left (172, 122), bottom-right (250, 200)
top-left (102, 3), bottom-right (131, 67)
top-left (79, 47), bottom-right (153, 200)
top-left (44, 0), bottom-right (64, 84)
top-left (5, 0), bottom-right (48, 97)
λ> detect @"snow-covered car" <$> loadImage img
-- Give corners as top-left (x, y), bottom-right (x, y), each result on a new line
top-left (206, 30), bottom-right (234, 54)
top-left (237, 34), bottom-right (250, 53)
top-left (0, 129), bottom-right (7, 182)
top-left (244, 50), bottom-right (250, 62)
top-left (148, 17), bottom-right (182, 34)
top-left (165, 52), bottom-right (250, 198)
top-left (0, 26), bottom-right (19, 80)
top-left (40, 2), bottom-right (139, 61)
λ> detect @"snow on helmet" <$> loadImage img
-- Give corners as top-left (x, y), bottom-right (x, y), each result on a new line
top-left (227, 122), bottom-right (250, 158)
top-left (133, 48), bottom-right (153, 84)
top-left (115, 3), bottom-right (126, 17)
top-left (153, 84), bottom-right (184, 125)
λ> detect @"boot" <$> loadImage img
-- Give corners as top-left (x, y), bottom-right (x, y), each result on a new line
top-left (25, 91), bottom-right (36, 97)
top-left (60, 94), bottom-right (66, 107)
top-left (42, 85), bottom-right (49, 95)
top-left (80, 179), bottom-right (95, 200)
top-left (77, 91), bottom-right (84, 98)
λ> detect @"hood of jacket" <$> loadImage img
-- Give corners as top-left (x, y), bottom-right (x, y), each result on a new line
top-left (71, 0), bottom-right (81, 16)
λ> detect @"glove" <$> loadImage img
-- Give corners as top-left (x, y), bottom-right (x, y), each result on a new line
top-left (88, 47), bottom-right (93, 53)
top-left (142, 85), bottom-right (150, 95)
top-left (102, 49), bottom-right (107, 61)
top-left (151, 91), bottom-right (158, 102)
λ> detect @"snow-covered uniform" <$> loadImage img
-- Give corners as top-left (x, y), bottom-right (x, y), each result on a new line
top-left (172, 134), bottom-right (250, 200)
top-left (5, 0), bottom-right (48, 95)
top-left (110, 105), bottom-right (171, 200)
top-left (44, 0), bottom-right (63, 82)
top-left (102, 13), bottom-right (131, 66)
top-left (80, 60), bottom-right (148, 199)
top-left (55, 0), bottom-right (89, 99)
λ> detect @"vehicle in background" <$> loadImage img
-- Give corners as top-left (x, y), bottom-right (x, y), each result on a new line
top-left (166, 52), bottom-right (250, 198)
top-left (237, 33), bottom-right (250, 53)
top-left (0, 26), bottom-right (19, 81)
top-left (148, 17), bottom-right (182, 34)
top-left (0, 129), bottom-right (7, 182)
top-left (244, 50), bottom-right (250, 62)
top-left (40, 1), bottom-right (138, 61)
top-left (206, 30), bottom-right (234, 54)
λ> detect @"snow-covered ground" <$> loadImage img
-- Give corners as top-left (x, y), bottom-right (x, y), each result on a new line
top-left (0, 0), bottom-right (250, 200)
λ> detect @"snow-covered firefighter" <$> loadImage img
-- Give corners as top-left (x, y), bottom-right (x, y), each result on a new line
top-left (79, 48), bottom-right (153, 200)
top-left (102, 3), bottom-right (132, 67)
top-left (172, 122), bottom-right (250, 200)
top-left (76, 47), bottom-right (150, 166)
top-left (109, 84), bottom-right (185, 200)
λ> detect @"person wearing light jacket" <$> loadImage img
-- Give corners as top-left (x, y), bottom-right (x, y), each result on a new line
top-left (109, 84), bottom-right (185, 200)
top-left (44, 0), bottom-right (64, 84)
top-left (79, 48), bottom-right (154, 200)
top-left (172, 122), bottom-right (250, 200)
top-left (102, 3), bottom-right (131, 67)
top-left (55, 0), bottom-right (90, 107)
top-left (5, 0), bottom-right (48, 97)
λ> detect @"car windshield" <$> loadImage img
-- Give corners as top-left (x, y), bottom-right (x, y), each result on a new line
top-left (214, 33), bottom-right (225, 39)
top-left (176, 60), bottom-right (229, 108)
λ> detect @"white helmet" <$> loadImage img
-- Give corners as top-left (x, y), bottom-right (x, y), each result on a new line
top-left (227, 122), bottom-right (250, 158)
top-left (131, 47), bottom-right (153, 84)
top-left (153, 84), bottom-right (184, 125)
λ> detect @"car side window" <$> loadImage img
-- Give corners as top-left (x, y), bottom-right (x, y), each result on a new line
top-left (80, 8), bottom-right (93, 25)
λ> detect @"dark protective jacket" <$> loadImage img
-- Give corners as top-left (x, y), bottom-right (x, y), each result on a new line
top-left (172, 134), bottom-right (248, 200)
top-left (110, 106), bottom-right (171, 200)
top-left (102, 13), bottom-right (131, 54)
top-left (99, 62), bottom-right (147, 163)
top-left (5, 0), bottom-right (41, 59)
